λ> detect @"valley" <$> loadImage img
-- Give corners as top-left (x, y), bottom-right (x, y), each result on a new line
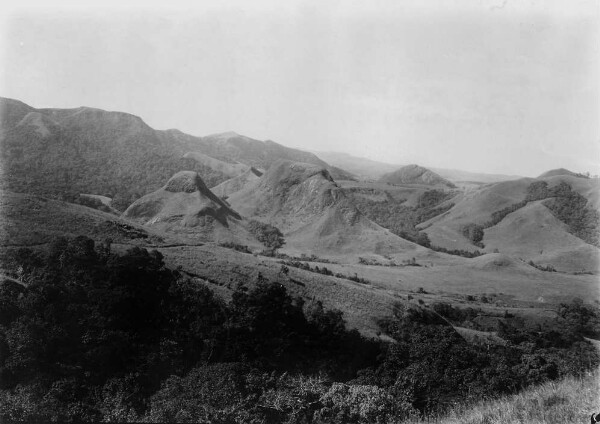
top-left (1, 97), bottom-right (598, 334)
top-left (1, 97), bottom-right (598, 422)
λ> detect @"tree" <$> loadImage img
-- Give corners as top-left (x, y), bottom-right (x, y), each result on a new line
top-left (247, 220), bottom-right (285, 251)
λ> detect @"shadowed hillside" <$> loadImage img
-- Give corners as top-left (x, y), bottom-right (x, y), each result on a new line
top-left (123, 171), bottom-right (260, 246)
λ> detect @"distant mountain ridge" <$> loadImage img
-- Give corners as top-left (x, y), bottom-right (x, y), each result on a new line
top-left (537, 168), bottom-right (589, 179)
top-left (0, 97), bottom-right (349, 210)
top-left (313, 151), bottom-right (523, 183)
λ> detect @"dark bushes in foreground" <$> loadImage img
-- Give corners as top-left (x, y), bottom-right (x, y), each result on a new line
top-left (0, 236), bottom-right (597, 422)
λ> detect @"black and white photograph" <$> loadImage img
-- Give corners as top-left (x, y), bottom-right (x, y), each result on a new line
top-left (0, 0), bottom-right (598, 422)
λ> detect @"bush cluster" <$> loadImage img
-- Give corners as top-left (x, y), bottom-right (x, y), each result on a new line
top-left (348, 189), bottom-right (455, 248)
top-left (279, 260), bottom-right (371, 285)
top-left (247, 220), bottom-right (285, 251)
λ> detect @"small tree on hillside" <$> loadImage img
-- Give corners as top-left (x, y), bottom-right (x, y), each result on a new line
top-left (247, 220), bottom-right (285, 253)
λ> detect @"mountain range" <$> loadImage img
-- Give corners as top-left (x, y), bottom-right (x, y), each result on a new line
top-left (1, 97), bottom-right (599, 336)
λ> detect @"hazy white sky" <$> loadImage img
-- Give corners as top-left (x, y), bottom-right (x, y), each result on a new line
top-left (1, 0), bottom-right (598, 176)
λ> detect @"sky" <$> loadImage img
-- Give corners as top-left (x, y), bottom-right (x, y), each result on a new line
top-left (1, 0), bottom-right (598, 177)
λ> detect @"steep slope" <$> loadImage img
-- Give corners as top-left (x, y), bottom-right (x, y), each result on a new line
top-left (418, 175), bottom-right (600, 271)
top-left (123, 171), bottom-right (257, 246)
top-left (0, 98), bottom-right (351, 211)
top-left (210, 167), bottom-right (262, 199)
top-left (483, 201), bottom-right (599, 272)
top-left (226, 160), bottom-right (426, 256)
top-left (196, 132), bottom-right (356, 181)
top-left (379, 165), bottom-right (456, 188)
top-left (418, 178), bottom-right (534, 251)
top-left (0, 98), bottom-right (230, 208)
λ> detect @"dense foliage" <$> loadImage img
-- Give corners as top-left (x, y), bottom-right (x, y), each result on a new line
top-left (461, 223), bottom-right (485, 247)
top-left (349, 189), bottom-right (455, 247)
top-left (0, 236), bottom-right (597, 422)
top-left (247, 220), bottom-right (286, 251)
top-left (543, 183), bottom-right (600, 246)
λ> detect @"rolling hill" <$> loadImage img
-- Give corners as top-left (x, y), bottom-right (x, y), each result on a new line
top-left (483, 201), bottom-right (599, 272)
top-left (123, 171), bottom-right (259, 247)
top-left (0, 189), bottom-right (171, 248)
top-left (379, 164), bottom-right (456, 188)
top-left (417, 174), bottom-right (600, 272)
top-left (226, 160), bottom-right (427, 256)
top-left (538, 168), bottom-right (589, 179)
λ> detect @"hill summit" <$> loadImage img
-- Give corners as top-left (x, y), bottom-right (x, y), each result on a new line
top-left (123, 171), bottom-right (256, 244)
top-left (379, 164), bottom-right (455, 188)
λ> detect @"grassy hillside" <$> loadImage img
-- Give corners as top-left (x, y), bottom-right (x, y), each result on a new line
top-left (379, 164), bottom-right (456, 188)
top-left (416, 368), bottom-right (600, 424)
top-left (0, 98), bottom-right (229, 209)
top-left (484, 202), bottom-right (599, 272)
top-left (418, 176), bottom-right (600, 271)
top-left (226, 160), bottom-right (427, 256)
top-left (182, 151), bottom-right (250, 178)
top-left (0, 98), bottom-right (350, 210)
top-left (0, 190), bottom-right (172, 248)
top-left (211, 168), bottom-right (262, 198)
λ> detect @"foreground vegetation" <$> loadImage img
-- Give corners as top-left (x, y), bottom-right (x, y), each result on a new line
top-left (413, 368), bottom-right (600, 424)
top-left (0, 236), bottom-right (598, 422)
